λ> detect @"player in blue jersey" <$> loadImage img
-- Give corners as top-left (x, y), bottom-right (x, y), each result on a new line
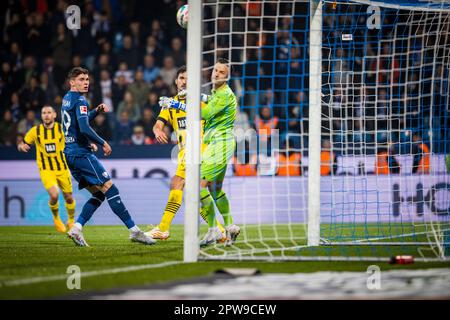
top-left (62, 67), bottom-right (155, 246)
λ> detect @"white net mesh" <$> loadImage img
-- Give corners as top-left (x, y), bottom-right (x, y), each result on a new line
top-left (194, 0), bottom-right (450, 261)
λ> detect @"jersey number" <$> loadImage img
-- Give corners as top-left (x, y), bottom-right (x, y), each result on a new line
top-left (62, 110), bottom-right (71, 134)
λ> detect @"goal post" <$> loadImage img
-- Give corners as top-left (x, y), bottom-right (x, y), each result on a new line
top-left (184, 0), bottom-right (450, 262)
top-left (308, 0), bottom-right (323, 247)
top-left (183, 0), bottom-right (202, 263)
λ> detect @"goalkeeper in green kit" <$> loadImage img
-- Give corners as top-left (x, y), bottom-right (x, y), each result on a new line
top-left (159, 58), bottom-right (240, 246)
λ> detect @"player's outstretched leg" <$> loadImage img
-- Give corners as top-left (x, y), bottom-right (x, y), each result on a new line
top-left (47, 186), bottom-right (66, 233)
top-left (104, 184), bottom-right (155, 245)
top-left (210, 186), bottom-right (240, 246)
top-left (68, 191), bottom-right (105, 247)
top-left (148, 189), bottom-right (183, 240)
top-left (199, 188), bottom-right (223, 247)
top-left (63, 193), bottom-right (76, 229)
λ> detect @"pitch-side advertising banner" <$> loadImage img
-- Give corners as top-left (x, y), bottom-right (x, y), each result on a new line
top-left (0, 175), bottom-right (448, 226)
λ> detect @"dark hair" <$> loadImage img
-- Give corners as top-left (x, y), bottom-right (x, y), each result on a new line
top-left (176, 65), bottom-right (187, 78)
top-left (216, 58), bottom-right (231, 74)
top-left (216, 58), bottom-right (230, 65)
top-left (41, 105), bottom-right (55, 112)
top-left (68, 67), bottom-right (89, 80)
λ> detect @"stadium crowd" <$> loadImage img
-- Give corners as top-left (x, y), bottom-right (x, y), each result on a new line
top-left (0, 1), bottom-right (446, 176)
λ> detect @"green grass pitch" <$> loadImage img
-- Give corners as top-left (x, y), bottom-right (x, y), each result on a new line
top-left (0, 225), bottom-right (449, 299)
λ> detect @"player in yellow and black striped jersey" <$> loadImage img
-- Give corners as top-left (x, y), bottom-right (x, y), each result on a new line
top-left (17, 106), bottom-right (76, 233)
top-left (145, 66), bottom-right (226, 241)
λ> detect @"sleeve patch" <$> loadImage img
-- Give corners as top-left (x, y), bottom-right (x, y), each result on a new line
top-left (80, 106), bottom-right (88, 114)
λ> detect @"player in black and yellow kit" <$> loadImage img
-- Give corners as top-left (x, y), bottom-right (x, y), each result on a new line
top-left (146, 66), bottom-right (225, 240)
top-left (17, 106), bottom-right (76, 233)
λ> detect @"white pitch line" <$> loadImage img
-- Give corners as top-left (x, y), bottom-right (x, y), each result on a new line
top-left (1, 261), bottom-right (184, 287)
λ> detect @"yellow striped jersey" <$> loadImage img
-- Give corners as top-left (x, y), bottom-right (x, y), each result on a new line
top-left (157, 95), bottom-right (205, 150)
top-left (24, 122), bottom-right (69, 171)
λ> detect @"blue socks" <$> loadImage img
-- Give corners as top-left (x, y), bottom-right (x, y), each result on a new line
top-left (77, 192), bottom-right (105, 226)
top-left (105, 184), bottom-right (136, 229)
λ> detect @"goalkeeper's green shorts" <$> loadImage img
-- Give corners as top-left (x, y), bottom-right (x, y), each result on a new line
top-left (201, 137), bottom-right (235, 183)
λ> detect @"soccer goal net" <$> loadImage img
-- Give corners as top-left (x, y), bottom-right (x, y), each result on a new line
top-left (185, 0), bottom-right (450, 262)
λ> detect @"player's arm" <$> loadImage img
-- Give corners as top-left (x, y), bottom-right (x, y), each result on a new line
top-left (76, 104), bottom-right (111, 155)
top-left (159, 94), bottom-right (209, 113)
top-left (88, 103), bottom-right (109, 122)
top-left (18, 127), bottom-right (36, 152)
top-left (153, 119), bottom-right (169, 144)
top-left (201, 92), bottom-right (229, 120)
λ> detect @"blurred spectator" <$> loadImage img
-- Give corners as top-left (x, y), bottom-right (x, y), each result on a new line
top-left (113, 75), bottom-right (129, 109)
top-left (0, 110), bottom-right (17, 146)
top-left (167, 37), bottom-right (186, 67)
top-left (51, 22), bottom-right (72, 85)
top-left (91, 113), bottom-right (112, 142)
top-left (131, 125), bottom-right (153, 145)
top-left (144, 35), bottom-right (164, 66)
top-left (6, 42), bottom-right (23, 73)
top-left (0, 62), bottom-right (14, 107)
top-left (233, 141), bottom-right (257, 176)
top-left (114, 62), bottom-right (134, 84)
top-left (152, 75), bottom-right (171, 97)
top-left (114, 110), bottom-right (134, 145)
top-left (20, 76), bottom-right (45, 113)
top-left (92, 11), bottom-right (112, 47)
top-left (4, 13), bottom-right (24, 46)
top-left (93, 69), bottom-right (119, 128)
top-left (9, 92), bottom-right (22, 123)
top-left (277, 143), bottom-right (302, 176)
top-left (375, 144), bottom-right (401, 175)
top-left (137, 107), bottom-right (157, 140)
top-left (98, 41), bottom-right (117, 69)
top-left (255, 106), bottom-right (279, 144)
top-left (142, 54), bottom-right (160, 84)
top-left (118, 34), bottom-right (141, 70)
top-left (160, 56), bottom-right (177, 89)
top-left (127, 70), bottom-right (149, 108)
top-left (16, 56), bottom-right (37, 89)
top-left (149, 20), bottom-right (165, 44)
top-left (17, 109), bottom-right (39, 136)
top-left (92, 54), bottom-right (113, 80)
top-left (129, 20), bottom-right (144, 50)
top-left (320, 139), bottom-right (337, 176)
top-left (72, 55), bottom-right (82, 68)
top-left (25, 12), bottom-right (50, 60)
top-left (40, 72), bottom-right (58, 105)
top-left (143, 90), bottom-right (161, 116)
top-left (411, 134), bottom-right (430, 174)
top-left (117, 91), bottom-right (141, 122)
top-left (72, 17), bottom-right (96, 70)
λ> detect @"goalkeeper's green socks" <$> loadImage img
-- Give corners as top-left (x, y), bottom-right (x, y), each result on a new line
top-left (213, 190), bottom-right (233, 226)
top-left (199, 206), bottom-right (225, 233)
top-left (200, 188), bottom-right (216, 228)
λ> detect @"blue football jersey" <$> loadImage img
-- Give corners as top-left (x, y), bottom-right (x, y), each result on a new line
top-left (61, 91), bottom-right (92, 155)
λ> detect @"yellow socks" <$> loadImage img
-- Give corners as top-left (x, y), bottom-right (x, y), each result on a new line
top-left (65, 199), bottom-right (76, 222)
top-left (159, 190), bottom-right (183, 232)
top-left (49, 201), bottom-right (66, 233)
top-left (48, 201), bottom-right (59, 218)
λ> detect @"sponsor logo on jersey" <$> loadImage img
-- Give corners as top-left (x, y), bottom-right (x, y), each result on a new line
top-left (80, 106), bottom-right (88, 114)
top-left (177, 117), bottom-right (186, 129)
top-left (45, 143), bottom-right (57, 153)
top-left (65, 136), bottom-right (75, 143)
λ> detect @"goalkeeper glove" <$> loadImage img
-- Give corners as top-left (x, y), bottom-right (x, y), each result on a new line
top-left (175, 90), bottom-right (209, 103)
top-left (159, 96), bottom-right (186, 111)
